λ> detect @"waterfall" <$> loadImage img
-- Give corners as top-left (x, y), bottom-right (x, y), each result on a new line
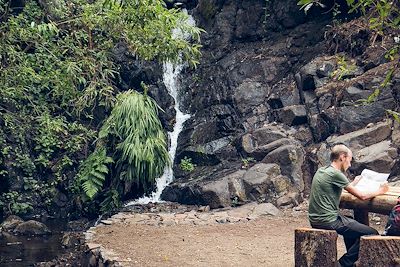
top-left (125, 12), bottom-right (194, 205)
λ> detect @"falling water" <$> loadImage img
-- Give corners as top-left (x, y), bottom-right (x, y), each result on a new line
top-left (125, 12), bottom-right (194, 205)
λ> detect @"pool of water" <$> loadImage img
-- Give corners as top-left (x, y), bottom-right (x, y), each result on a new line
top-left (0, 220), bottom-right (67, 266)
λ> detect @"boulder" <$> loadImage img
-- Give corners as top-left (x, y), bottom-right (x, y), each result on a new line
top-left (326, 120), bottom-right (392, 150)
top-left (262, 144), bottom-right (305, 191)
top-left (1, 215), bottom-right (24, 232)
top-left (351, 140), bottom-right (398, 174)
top-left (199, 178), bottom-right (231, 209)
top-left (240, 125), bottom-right (288, 154)
top-left (274, 105), bottom-right (308, 126)
top-left (250, 203), bottom-right (282, 218)
top-left (247, 138), bottom-right (293, 161)
top-left (242, 163), bottom-right (281, 201)
top-left (295, 57), bottom-right (336, 92)
top-left (309, 114), bottom-right (333, 142)
top-left (13, 220), bottom-right (51, 236)
top-left (334, 99), bottom-right (396, 134)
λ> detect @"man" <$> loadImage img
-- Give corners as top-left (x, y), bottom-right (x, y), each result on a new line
top-left (308, 144), bottom-right (389, 267)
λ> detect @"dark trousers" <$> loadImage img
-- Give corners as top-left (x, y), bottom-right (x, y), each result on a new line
top-left (311, 215), bottom-right (378, 267)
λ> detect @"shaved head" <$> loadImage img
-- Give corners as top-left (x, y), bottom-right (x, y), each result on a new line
top-left (330, 144), bottom-right (351, 162)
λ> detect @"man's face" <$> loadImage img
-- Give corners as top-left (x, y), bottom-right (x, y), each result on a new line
top-left (340, 151), bottom-right (353, 172)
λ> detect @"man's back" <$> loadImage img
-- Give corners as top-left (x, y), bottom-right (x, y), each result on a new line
top-left (308, 166), bottom-right (349, 224)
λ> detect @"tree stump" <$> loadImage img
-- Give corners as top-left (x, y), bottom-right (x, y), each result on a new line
top-left (358, 235), bottom-right (400, 267)
top-left (295, 228), bottom-right (338, 267)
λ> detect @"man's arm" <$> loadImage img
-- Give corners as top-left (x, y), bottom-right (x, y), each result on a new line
top-left (345, 182), bottom-right (389, 201)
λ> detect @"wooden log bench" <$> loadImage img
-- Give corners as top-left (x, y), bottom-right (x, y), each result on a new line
top-left (340, 186), bottom-right (400, 225)
top-left (357, 235), bottom-right (400, 267)
top-left (294, 228), bottom-right (338, 267)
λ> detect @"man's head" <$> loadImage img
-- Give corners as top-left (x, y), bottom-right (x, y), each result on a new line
top-left (330, 144), bottom-right (352, 172)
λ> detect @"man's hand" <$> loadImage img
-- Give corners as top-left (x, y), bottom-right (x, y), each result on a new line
top-left (345, 181), bottom-right (389, 201)
top-left (379, 182), bottom-right (389, 194)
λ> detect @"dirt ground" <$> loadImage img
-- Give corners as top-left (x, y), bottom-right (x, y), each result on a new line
top-left (91, 206), bottom-right (388, 267)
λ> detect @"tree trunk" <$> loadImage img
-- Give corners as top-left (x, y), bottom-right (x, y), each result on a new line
top-left (358, 235), bottom-right (400, 267)
top-left (295, 228), bottom-right (338, 267)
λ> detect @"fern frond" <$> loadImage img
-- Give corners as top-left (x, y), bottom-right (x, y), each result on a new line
top-left (77, 147), bottom-right (113, 200)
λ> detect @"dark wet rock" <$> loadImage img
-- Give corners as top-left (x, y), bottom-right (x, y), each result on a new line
top-left (309, 114), bottom-right (333, 142)
top-left (327, 120), bottom-right (392, 149)
top-left (13, 220), bottom-right (51, 236)
top-left (61, 232), bottom-right (84, 248)
top-left (296, 57), bottom-right (336, 92)
top-left (233, 81), bottom-right (269, 114)
top-left (67, 218), bottom-right (90, 232)
top-left (273, 105), bottom-right (308, 126)
top-left (1, 215), bottom-right (24, 232)
top-left (342, 86), bottom-right (372, 103)
top-left (264, 0), bottom-right (307, 31)
top-left (240, 125), bottom-right (288, 156)
top-left (333, 99), bottom-right (395, 134)
top-left (54, 191), bottom-right (68, 208)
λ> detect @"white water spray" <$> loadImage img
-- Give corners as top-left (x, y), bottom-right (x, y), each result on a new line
top-left (125, 12), bottom-right (194, 205)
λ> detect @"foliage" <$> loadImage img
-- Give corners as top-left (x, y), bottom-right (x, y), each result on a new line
top-left (180, 156), bottom-right (196, 172)
top-left (100, 189), bottom-right (121, 213)
top-left (241, 157), bottom-right (256, 169)
top-left (99, 89), bottom-right (170, 192)
top-left (297, 0), bottom-right (400, 34)
top-left (0, 0), bottom-right (202, 217)
top-left (0, 191), bottom-right (33, 215)
top-left (78, 147), bottom-right (113, 200)
top-left (330, 55), bottom-right (357, 80)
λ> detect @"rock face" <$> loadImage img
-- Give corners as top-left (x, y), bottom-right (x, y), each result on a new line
top-left (156, 0), bottom-right (400, 208)
top-left (162, 162), bottom-right (301, 208)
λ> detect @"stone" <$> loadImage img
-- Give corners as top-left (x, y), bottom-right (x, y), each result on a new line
top-left (199, 178), bottom-right (231, 209)
top-left (342, 86), bottom-right (371, 103)
top-left (68, 218), bottom-right (90, 231)
top-left (250, 203), bottom-right (282, 217)
top-left (233, 80), bottom-right (268, 114)
top-left (242, 163), bottom-right (281, 201)
top-left (61, 232), bottom-right (83, 248)
top-left (13, 220), bottom-right (51, 236)
top-left (326, 120), bottom-right (392, 150)
top-left (274, 105), bottom-right (307, 126)
top-left (334, 99), bottom-right (395, 134)
top-left (1, 215), bottom-right (24, 231)
top-left (352, 140), bottom-right (398, 173)
top-left (248, 138), bottom-right (293, 160)
top-left (262, 145), bottom-right (305, 191)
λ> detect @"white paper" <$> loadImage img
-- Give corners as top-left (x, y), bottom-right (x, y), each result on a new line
top-left (354, 169), bottom-right (389, 193)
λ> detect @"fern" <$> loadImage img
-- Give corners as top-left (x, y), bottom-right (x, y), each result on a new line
top-left (100, 89), bottom-right (170, 192)
top-left (78, 148), bottom-right (114, 200)
top-left (100, 189), bottom-right (121, 213)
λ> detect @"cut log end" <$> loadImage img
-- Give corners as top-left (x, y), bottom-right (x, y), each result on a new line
top-left (295, 228), bottom-right (338, 267)
top-left (358, 235), bottom-right (400, 267)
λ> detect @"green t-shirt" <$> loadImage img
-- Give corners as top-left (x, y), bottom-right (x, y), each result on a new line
top-left (308, 166), bottom-right (350, 224)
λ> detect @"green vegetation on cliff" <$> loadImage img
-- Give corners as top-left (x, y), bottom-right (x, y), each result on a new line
top-left (0, 0), bottom-right (201, 218)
